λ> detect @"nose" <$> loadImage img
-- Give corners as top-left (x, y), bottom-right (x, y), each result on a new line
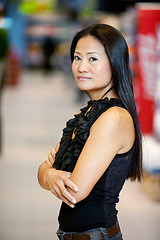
top-left (78, 60), bottom-right (88, 72)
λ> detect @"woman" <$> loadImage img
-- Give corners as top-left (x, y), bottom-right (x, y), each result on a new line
top-left (38, 24), bottom-right (142, 240)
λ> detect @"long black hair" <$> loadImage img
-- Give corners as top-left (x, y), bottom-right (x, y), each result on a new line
top-left (70, 24), bottom-right (142, 181)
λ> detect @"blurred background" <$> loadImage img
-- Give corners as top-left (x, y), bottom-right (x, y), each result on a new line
top-left (0, 0), bottom-right (160, 240)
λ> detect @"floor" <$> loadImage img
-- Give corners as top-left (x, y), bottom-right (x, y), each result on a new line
top-left (0, 69), bottom-right (160, 240)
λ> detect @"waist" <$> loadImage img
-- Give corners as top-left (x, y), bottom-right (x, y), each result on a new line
top-left (59, 200), bottom-right (117, 232)
top-left (57, 222), bottom-right (121, 240)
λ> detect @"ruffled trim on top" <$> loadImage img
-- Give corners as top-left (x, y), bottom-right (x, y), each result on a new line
top-left (53, 97), bottom-right (124, 170)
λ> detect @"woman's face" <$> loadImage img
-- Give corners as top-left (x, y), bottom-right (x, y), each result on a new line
top-left (72, 35), bottom-right (113, 100)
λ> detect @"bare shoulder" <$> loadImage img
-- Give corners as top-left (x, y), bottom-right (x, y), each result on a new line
top-left (92, 106), bottom-right (133, 130)
top-left (105, 106), bottom-right (134, 127)
top-left (91, 106), bottom-right (135, 153)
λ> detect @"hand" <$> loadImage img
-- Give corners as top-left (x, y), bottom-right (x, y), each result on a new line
top-left (45, 168), bottom-right (78, 208)
top-left (45, 148), bottom-right (56, 166)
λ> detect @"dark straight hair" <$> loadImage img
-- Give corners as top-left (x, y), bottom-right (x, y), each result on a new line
top-left (70, 24), bottom-right (142, 181)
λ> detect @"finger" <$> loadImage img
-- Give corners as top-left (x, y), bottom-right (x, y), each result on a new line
top-left (48, 154), bottom-right (54, 165)
top-left (50, 188), bottom-right (59, 198)
top-left (65, 172), bottom-right (71, 178)
top-left (57, 181), bottom-right (76, 204)
top-left (52, 184), bottom-right (62, 199)
top-left (60, 195), bottom-right (75, 208)
top-left (45, 158), bottom-right (52, 166)
top-left (51, 186), bottom-right (75, 208)
top-left (50, 148), bottom-right (56, 157)
top-left (62, 189), bottom-right (76, 204)
top-left (64, 178), bottom-right (78, 192)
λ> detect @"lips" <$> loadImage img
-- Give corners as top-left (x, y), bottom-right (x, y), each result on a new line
top-left (78, 76), bottom-right (91, 81)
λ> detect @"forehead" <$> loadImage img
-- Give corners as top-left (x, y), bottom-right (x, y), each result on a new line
top-left (75, 35), bottom-right (105, 53)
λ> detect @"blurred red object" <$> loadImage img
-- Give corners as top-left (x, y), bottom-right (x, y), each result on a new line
top-left (6, 50), bottom-right (21, 86)
top-left (135, 3), bottom-right (160, 134)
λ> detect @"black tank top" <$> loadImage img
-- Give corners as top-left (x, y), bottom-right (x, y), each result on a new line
top-left (53, 97), bottom-right (135, 232)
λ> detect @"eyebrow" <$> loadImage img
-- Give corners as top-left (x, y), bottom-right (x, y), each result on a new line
top-left (74, 51), bottom-right (99, 55)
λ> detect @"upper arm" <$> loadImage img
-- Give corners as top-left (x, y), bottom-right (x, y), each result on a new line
top-left (68, 107), bottom-right (135, 202)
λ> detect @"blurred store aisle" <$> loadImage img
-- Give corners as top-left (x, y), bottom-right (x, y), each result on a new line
top-left (0, 70), bottom-right (159, 240)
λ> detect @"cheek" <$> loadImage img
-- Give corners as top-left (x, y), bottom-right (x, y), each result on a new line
top-left (94, 64), bottom-right (110, 76)
top-left (72, 63), bottom-right (76, 76)
top-left (99, 62), bottom-right (112, 77)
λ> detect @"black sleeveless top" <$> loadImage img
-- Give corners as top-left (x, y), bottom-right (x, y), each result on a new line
top-left (53, 97), bottom-right (135, 232)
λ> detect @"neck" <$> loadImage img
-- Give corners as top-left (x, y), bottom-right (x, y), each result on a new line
top-left (88, 88), bottom-right (118, 101)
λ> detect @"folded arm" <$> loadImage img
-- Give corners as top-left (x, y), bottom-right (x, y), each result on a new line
top-left (38, 107), bottom-right (134, 207)
top-left (37, 142), bottom-right (78, 208)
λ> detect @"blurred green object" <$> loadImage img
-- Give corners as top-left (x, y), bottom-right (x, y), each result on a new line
top-left (0, 28), bottom-right (8, 60)
top-left (80, 0), bottom-right (97, 21)
top-left (19, 0), bottom-right (56, 14)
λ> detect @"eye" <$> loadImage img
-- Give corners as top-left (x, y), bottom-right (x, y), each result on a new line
top-left (74, 56), bottom-right (81, 61)
top-left (89, 57), bottom-right (97, 62)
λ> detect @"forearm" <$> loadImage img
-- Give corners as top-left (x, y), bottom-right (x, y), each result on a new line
top-left (37, 162), bottom-right (56, 190)
top-left (38, 145), bottom-right (58, 190)
top-left (38, 161), bottom-right (78, 207)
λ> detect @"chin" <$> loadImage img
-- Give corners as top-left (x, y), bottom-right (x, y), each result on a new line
top-left (78, 87), bottom-right (91, 92)
top-left (76, 84), bottom-right (92, 92)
